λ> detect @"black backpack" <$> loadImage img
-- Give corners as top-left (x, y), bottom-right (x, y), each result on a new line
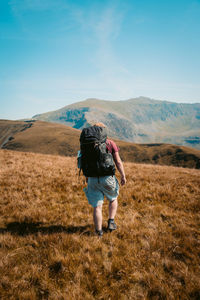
top-left (79, 126), bottom-right (116, 177)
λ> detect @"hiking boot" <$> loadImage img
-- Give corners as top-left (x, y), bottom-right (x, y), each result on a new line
top-left (95, 229), bottom-right (103, 237)
top-left (108, 219), bottom-right (117, 232)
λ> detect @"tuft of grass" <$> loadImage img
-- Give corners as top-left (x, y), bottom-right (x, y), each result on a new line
top-left (0, 149), bottom-right (199, 299)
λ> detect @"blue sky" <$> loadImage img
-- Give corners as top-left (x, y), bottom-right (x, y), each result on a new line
top-left (1, 0), bottom-right (200, 119)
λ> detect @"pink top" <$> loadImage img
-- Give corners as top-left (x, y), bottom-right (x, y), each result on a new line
top-left (106, 139), bottom-right (119, 155)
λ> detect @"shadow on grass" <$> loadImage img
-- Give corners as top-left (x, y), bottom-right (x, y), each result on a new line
top-left (0, 222), bottom-right (93, 236)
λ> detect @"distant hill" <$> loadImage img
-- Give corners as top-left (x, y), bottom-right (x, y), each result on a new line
top-left (0, 120), bottom-right (80, 156)
top-left (32, 97), bottom-right (200, 150)
top-left (1, 119), bottom-right (200, 169)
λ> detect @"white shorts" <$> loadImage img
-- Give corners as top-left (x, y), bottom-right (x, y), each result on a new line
top-left (84, 175), bottom-right (119, 207)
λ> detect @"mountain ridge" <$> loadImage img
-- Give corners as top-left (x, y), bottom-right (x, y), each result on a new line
top-left (32, 97), bottom-right (200, 149)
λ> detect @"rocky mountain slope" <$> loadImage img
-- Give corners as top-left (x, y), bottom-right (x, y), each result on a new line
top-left (1, 120), bottom-right (200, 169)
top-left (32, 97), bottom-right (200, 150)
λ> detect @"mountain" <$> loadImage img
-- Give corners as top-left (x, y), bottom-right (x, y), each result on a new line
top-left (1, 119), bottom-right (200, 169)
top-left (32, 97), bottom-right (200, 150)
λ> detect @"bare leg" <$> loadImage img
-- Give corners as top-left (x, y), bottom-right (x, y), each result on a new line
top-left (93, 205), bottom-right (102, 231)
top-left (109, 199), bottom-right (118, 219)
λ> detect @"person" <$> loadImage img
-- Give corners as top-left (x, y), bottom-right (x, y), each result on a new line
top-left (80, 123), bottom-right (126, 236)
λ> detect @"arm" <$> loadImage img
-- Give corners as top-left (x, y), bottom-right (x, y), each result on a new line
top-left (113, 152), bottom-right (126, 186)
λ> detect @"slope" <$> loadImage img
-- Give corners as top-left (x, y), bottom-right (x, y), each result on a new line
top-left (0, 149), bottom-right (199, 299)
top-left (33, 97), bottom-right (200, 149)
top-left (0, 119), bottom-right (80, 156)
top-left (1, 119), bottom-right (200, 169)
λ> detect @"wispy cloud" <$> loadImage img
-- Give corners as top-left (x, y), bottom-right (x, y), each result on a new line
top-left (4, 0), bottom-right (199, 106)
top-left (89, 2), bottom-right (136, 98)
top-left (3, 1), bottom-right (139, 99)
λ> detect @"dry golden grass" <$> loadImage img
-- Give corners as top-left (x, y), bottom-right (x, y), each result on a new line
top-left (0, 120), bottom-right (80, 156)
top-left (0, 149), bottom-right (200, 299)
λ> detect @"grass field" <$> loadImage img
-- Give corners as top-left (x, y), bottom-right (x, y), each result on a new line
top-left (0, 149), bottom-right (200, 299)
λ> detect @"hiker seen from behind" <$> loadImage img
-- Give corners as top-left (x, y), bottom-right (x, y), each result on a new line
top-left (78, 123), bottom-right (126, 236)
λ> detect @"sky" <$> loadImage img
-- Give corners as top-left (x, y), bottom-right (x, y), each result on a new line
top-left (0, 0), bottom-right (200, 120)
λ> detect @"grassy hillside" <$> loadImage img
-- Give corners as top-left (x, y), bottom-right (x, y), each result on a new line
top-left (117, 140), bottom-right (200, 169)
top-left (0, 149), bottom-right (199, 299)
top-left (0, 120), bottom-right (80, 156)
top-left (1, 120), bottom-right (200, 169)
top-left (0, 120), bottom-right (33, 148)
